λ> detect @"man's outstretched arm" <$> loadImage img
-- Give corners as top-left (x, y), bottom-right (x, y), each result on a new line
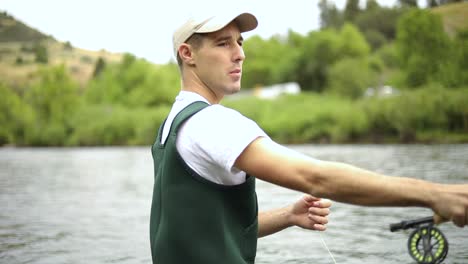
top-left (235, 137), bottom-right (468, 227)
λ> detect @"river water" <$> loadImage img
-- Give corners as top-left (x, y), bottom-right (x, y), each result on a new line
top-left (0, 144), bottom-right (467, 264)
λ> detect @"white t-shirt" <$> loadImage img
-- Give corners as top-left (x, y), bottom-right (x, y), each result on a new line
top-left (161, 91), bottom-right (269, 185)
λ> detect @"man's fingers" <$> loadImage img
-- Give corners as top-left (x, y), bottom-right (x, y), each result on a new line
top-left (309, 207), bottom-right (330, 216)
top-left (308, 214), bottom-right (329, 225)
top-left (312, 224), bottom-right (327, 231)
top-left (433, 214), bottom-right (447, 225)
top-left (452, 211), bottom-right (466, 227)
top-left (310, 199), bottom-right (332, 209)
top-left (303, 195), bottom-right (319, 203)
top-left (434, 211), bottom-right (466, 227)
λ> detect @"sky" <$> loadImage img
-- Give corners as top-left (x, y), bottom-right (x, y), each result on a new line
top-left (2, 0), bottom-right (421, 64)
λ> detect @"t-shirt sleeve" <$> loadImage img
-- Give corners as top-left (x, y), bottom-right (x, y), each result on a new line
top-left (177, 104), bottom-right (269, 174)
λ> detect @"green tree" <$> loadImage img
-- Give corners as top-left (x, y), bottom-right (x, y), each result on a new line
top-left (455, 30), bottom-right (468, 85)
top-left (375, 43), bottom-right (399, 68)
top-left (126, 62), bottom-right (179, 107)
top-left (354, 7), bottom-right (407, 48)
top-left (318, 0), bottom-right (344, 29)
top-left (344, 0), bottom-right (361, 22)
top-left (63, 41), bottom-right (73, 50)
top-left (430, 0), bottom-right (463, 6)
top-left (24, 65), bottom-right (80, 145)
top-left (293, 29), bottom-right (342, 91)
top-left (338, 23), bottom-right (370, 58)
top-left (92, 57), bottom-right (106, 78)
top-left (242, 35), bottom-right (277, 88)
top-left (328, 58), bottom-right (376, 98)
top-left (398, 0), bottom-right (418, 7)
top-left (243, 35), bottom-right (298, 88)
top-left (34, 42), bottom-right (48, 64)
top-left (427, 0), bottom-right (439, 7)
top-left (396, 9), bottom-right (452, 87)
top-left (366, 0), bottom-right (379, 10)
top-left (0, 83), bottom-right (34, 145)
top-left (86, 55), bottom-right (178, 107)
top-left (293, 23), bottom-right (370, 92)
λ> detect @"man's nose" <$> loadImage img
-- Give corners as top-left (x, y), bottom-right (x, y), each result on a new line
top-left (233, 44), bottom-right (245, 62)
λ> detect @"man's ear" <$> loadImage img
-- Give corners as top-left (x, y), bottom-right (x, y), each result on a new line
top-left (178, 44), bottom-right (195, 66)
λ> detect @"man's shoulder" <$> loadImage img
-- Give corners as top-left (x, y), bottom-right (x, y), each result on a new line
top-left (196, 104), bottom-right (246, 121)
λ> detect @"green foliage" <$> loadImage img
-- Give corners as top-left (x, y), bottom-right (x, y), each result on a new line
top-left (398, 0), bottom-right (418, 7)
top-left (0, 83), bottom-right (34, 145)
top-left (243, 35), bottom-right (298, 88)
top-left (318, 0), bottom-right (344, 29)
top-left (428, 0), bottom-right (439, 7)
top-left (126, 62), bottom-right (179, 107)
top-left (453, 29), bottom-right (468, 85)
top-left (354, 7), bottom-right (407, 49)
top-left (362, 30), bottom-right (387, 51)
top-left (63, 41), bottom-right (73, 50)
top-left (15, 56), bottom-right (24, 65)
top-left (344, 0), bottom-right (361, 22)
top-left (68, 104), bottom-right (170, 146)
top-left (319, 1), bottom-right (408, 51)
top-left (375, 44), bottom-right (399, 68)
top-left (80, 55), bottom-right (93, 64)
top-left (339, 23), bottom-right (371, 57)
top-left (294, 23), bottom-right (370, 92)
top-left (327, 58), bottom-right (376, 98)
top-left (85, 54), bottom-right (179, 107)
top-left (294, 29), bottom-right (340, 92)
top-left (34, 42), bottom-right (48, 64)
top-left (366, 0), bottom-right (379, 10)
top-left (92, 57), bottom-right (106, 78)
top-left (227, 93), bottom-right (369, 143)
top-left (362, 86), bottom-right (468, 142)
top-left (2, 3), bottom-right (468, 146)
top-left (396, 9), bottom-right (453, 87)
top-left (23, 65), bottom-right (80, 146)
top-left (226, 88), bottom-right (468, 144)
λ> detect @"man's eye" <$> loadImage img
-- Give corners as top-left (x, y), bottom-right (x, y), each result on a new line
top-left (238, 41), bottom-right (243, 47)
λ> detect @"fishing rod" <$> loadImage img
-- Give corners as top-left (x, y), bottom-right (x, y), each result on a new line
top-left (390, 216), bottom-right (448, 264)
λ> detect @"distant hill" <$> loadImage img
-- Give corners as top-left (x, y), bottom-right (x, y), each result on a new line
top-left (1, 2), bottom-right (467, 89)
top-left (432, 1), bottom-right (468, 36)
top-left (0, 11), bottom-right (50, 42)
top-left (0, 11), bottom-right (123, 88)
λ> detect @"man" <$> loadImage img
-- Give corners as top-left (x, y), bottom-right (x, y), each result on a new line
top-left (150, 11), bottom-right (467, 264)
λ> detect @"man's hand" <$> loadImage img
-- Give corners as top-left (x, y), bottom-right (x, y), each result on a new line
top-left (257, 195), bottom-right (332, 237)
top-left (289, 195), bottom-right (331, 231)
top-left (431, 184), bottom-right (468, 227)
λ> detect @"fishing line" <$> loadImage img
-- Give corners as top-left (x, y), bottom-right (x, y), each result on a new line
top-left (320, 233), bottom-right (337, 264)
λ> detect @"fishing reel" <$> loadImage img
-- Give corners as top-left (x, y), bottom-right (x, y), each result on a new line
top-left (390, 216), bottom-right (448, 264)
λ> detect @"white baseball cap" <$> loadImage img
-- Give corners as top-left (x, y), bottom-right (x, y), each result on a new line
top-left (172, 12), bottom-right (258, 57)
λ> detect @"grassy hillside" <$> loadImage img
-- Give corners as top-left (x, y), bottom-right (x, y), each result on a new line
top-left (1, 2), bottom-right (467, 89)
top-left (0, 11), bottom-right (49, 42)
top-left (0, 11), bottom-right (123, 88)
top-left (432, 1), bottom-right (468, 36)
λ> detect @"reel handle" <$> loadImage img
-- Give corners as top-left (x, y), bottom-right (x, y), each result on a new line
top-left (390, 216), bottom-right (433, 232)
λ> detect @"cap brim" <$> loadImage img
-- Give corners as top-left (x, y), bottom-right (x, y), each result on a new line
top-left (195, 12), bottom-right (257, 34)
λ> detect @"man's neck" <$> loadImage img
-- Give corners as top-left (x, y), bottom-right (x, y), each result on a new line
top-left (181, 71), bottom-right (223, 104)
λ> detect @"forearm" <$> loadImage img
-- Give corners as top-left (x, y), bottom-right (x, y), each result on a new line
top-left (236, 138), bottom-right (467, 227)
top-left (308, 160), bottom-right (438, 207)
top-left (257, 206), bottom-right (292, 238)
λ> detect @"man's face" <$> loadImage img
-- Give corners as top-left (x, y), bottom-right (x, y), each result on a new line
top-left (192, 23), bottom-right (245, 97)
